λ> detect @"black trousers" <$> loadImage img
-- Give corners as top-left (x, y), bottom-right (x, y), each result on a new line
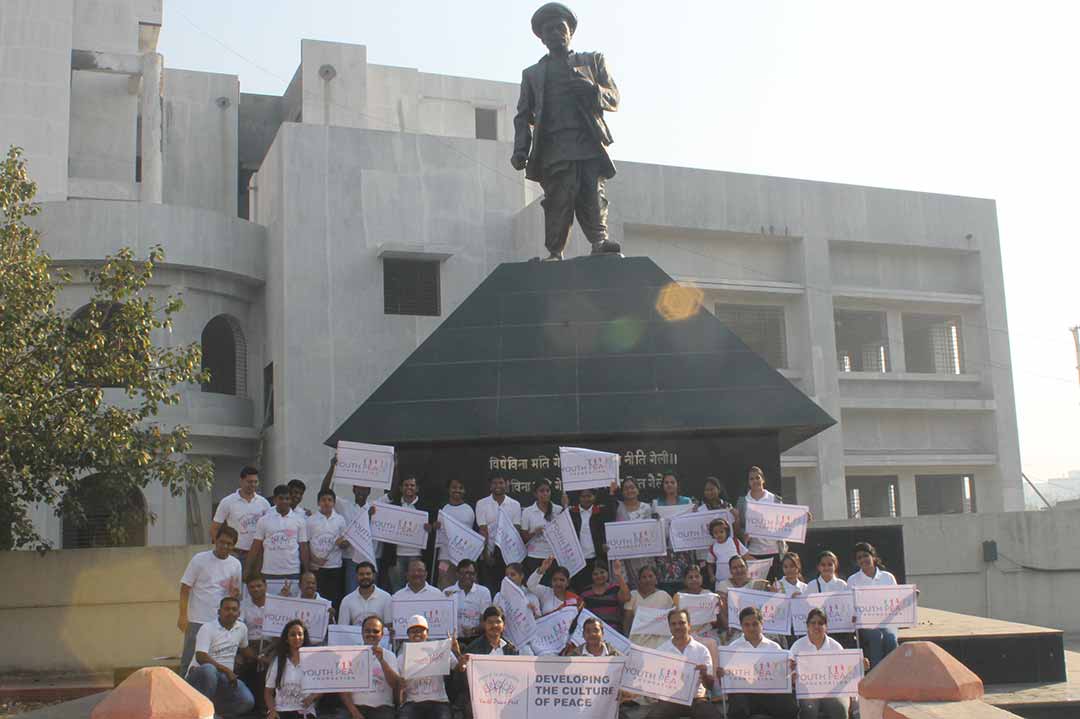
top-left (315, 566), bottom-right (343, 610)
top-left (540, 157), bottom-right (610, 255)
top-left (726, 692), bottom-right (798, 719)
top-left (481, 549), bottom-right (508, 596)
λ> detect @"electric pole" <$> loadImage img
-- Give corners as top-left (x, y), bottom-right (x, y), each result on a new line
top-left (1071, 326), bottom-right (1080, 387)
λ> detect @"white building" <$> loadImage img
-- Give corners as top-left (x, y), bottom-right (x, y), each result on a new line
top-left (1, 0), bottom-right (1023, 548)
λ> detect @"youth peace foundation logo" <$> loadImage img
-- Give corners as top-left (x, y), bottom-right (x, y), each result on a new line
top-left (475, 670), bottom-right (524, 707)
top-left (240, 512), bottom-right (261, 532)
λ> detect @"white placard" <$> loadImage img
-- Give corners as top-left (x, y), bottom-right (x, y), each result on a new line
top-left (668, 509), bottom-right (736, 552)
top-left (265, 595), bottom-right (330, 642)
top-left (401, 638), bottom-right (455, 680)
top-left (299, 645), bottom-right (371, 693)
top-left (743, 501), bottom-right (810, 544)
top-left (790, 591), bottom-right (857, 635)
top-left (746, 558), bottom-right (773, 581)
top-left (392, 597), bottom-right (457, 639)
top-left (327, 624), bottom-right (365, 646)
top-left (529, 606), bottom-right (579, 656)
top-left (630, 606), bottom-right (671, 636)
top-left (676, 592), bottom-right (719, 627)
top-left (438, 510), bottom-right (485, 564)
top-left (558, 447), bottom-right (620, 492)
top-left (467, 655), bottom-right (624, 719)
top-left (333, 441), bottom-right (394, 491)
top-left (653, 503), bottom-right (695, 522)
top-left (794, 649), bottom-right (864, 699)
top-left (342, 507), bottom-right (376, 565)
top-left (370, 503), bottom-right (429, 549)
top-left (495, 577), bottom-right (537, 648)
top-left (853, 584), bottom-right (918, 628)
top-left (494, 509), bottom-right (526, 564)
top-left (569, 609), bottom-right (631, 656)
top-left (621, 644), bottom-right (700, 706)
top-left (545, 509), bottom-right (587, 577)
top-left (605, 519), bottom-right (666, 560)
top-left (726, 587), bottom-right (790, 635)
top-left (717, 647), bottom-right (792, 694)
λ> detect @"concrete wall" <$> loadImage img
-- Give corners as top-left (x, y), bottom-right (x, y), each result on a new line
top-left (0, 0), bottom-right (74, 202)
top-left (0, 545), bottom-right (199, 672)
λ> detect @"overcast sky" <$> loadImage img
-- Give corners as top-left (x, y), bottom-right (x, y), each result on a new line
top-left (158, 1), bottom-right (1080, 482)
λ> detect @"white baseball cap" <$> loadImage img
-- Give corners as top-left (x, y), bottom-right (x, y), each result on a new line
top-left (407, 614), bottom-right (429, 630)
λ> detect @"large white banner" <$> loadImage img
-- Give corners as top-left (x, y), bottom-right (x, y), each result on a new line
top-left (790, 591), bottom-right (856, 635)
top-left (676, 592), bottom-right (719, 627)
top-left (668, 509), bottom-right (736, 552)
top-left (853, 585), bottom-right (918, 628)
top-left (299, 646), bottom-right (371, 693)
top-left (726, 587), bottom-right (790, 635)
top-left (743, 501), bottom-right (810, 544)
top-left (545, 509), bottom-right (587, 577)
top-left (496, 577), bottom-right (537, 647)
top-left (569, 609), bottom-right (631, 656)
top-left (392, 597), bottom-right (456, 639)
top-left (333, 441), bottom-right (394, 492)
top-left (468, 655), bottom-right (624, 719)
top-left (401, 638), bottom-right (455, 680)
top-left (494, 509), bottom-right (527, 564)
top-left (342, 507), bottom-right (376, 565)
top-left (558, 447), bottom-right (620, 492)
top-left (605, 519), bottom-right (666, 560)
top-left (265, 595), bottom-right (330, 642)
top-left (369, 503), bottom-right (429, 549)
top-left (717, 648), bottom-right (792, 694)
top-left (629, 606), bottom-right (671, 636)
top-left (794, 649), bottom-right (864, 699)
top-left (438, 510), bottom-right (485, 564)
top-left (621, 645), bottom-right (700, 706)
top-left (653, 503), bottom-right (695, 522)
top-left (529, 606), bottom-right (579, 656)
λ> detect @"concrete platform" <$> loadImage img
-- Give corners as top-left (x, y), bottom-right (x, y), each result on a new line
top-left (981, 649), bottom-right (1080, 719)
top-left (884, 700), bottom-right (1022, 718)
top-left (900, 608), bottom-right (1066, 684)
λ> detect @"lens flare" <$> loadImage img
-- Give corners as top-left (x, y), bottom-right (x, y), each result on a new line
top-left (655, 283), bottom-right (704, 322)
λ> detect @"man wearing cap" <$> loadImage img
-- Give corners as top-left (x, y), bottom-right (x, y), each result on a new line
top-left (397, 614), bottom-right (463, 719)
top-left (512, 3), bottom-right (621, 261)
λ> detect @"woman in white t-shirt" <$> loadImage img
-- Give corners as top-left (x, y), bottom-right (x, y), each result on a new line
top-left (432, 478), bottom-right (476, 589)
top-left (613, 478), bottom-right (654, 590)
top-left (520, 479), bottom-right (562, 577)
top-left (806, 550), bottom-right (856, 649)
top-left (776, 551), bottom-right (808, 597)
top-left (848, 541), bottom-right (899, 668)
top-left (790, 608), bottom-right (868, 719)
top-left (265, 619), bottom-right (315, 719)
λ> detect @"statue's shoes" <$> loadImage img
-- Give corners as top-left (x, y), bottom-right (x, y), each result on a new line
top-left (591, 240), bottom-right (622, 255)
top-left (541, 252), bottom-right (564, 261)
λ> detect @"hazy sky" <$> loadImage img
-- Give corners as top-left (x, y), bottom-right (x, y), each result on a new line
top-left (158, 1), bottom-right (1080, 482)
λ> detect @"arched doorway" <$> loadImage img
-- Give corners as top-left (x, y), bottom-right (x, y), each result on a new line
top-left (201, 315), bottom-right (247, 396)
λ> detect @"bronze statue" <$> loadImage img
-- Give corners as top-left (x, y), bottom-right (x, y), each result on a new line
top-left (512, 3), bottom-right (622, 261)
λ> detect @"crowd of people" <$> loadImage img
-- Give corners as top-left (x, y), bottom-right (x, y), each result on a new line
top-left (178, 462), bottom-right (901, 719)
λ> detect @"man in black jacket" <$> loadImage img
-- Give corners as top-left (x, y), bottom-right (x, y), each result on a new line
top-left (565, 483), bottom-right (616, 592)
top-left (512, 3), bottom-right (621, 261)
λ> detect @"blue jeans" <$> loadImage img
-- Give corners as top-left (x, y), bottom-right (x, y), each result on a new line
top-left (859, 627), bottom-right (898, 669)
top-left (186, 664), bottom-right (255, 717)
top-left (399, 701), bottom-right (451, 719)
top-left (179, 622), bottom-right (203, 675)
top-left (343, 556), bottom-right (359, 595)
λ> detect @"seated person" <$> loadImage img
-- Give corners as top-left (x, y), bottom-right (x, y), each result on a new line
top-left (341, 616), bottom-right (400, 719)
top-left (720, 606), bottom-right (797, 719)
top-left (185, 597), bottom-right (255, 717)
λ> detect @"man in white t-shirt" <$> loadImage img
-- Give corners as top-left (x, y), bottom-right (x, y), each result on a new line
top-left (397, 615), bottom-right (462, 719)
top-left (319, 453), bottom-right (376, 596)
top-left (338, 561), bottom-right (394, 631)
top-left (341, 615), bottom-right (400, 719)
top-left (720, 606), bottom-right (797, 719)
top-left (307, 488), bottom-right (348, 608)
top-left (178, 526), bottom-right (242, 672)
top-left (647, 608), bottom-right (718, 719)
top-left (211, 466), bottom-right (269, 559)
top-left (475, 476), bottom-right (522, 593)
top-left (443, 559), bottom-right (491, 643)
top-left (185, 597), bottom-right (256, 717)
top-left (245, 484), bottom-right (310, 588)
top-left (237, 575), bottom-right (272, 714)
top-left (393, 559), bottom-right (443, 600)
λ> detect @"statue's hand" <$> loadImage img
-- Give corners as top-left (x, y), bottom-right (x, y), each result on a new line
top-left (510, 154), bottom-right (527, 171)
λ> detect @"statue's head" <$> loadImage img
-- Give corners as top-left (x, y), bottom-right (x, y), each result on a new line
top-left (532, 3), bottom-right (577, 52)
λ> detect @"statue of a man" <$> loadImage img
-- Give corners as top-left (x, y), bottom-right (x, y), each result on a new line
top-left (511, 3), bottom-right (622, 261)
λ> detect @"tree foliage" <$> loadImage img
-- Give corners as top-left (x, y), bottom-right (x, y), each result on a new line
top-left (0, 146), bottom-right (213, 550)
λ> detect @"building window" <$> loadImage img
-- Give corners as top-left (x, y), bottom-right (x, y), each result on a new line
top-left (916, 474), bottom-right (976, 515)
top-left (475, 107), bottom-right (498, 140)
top-left (201, 315), bottom-right (247, 396)
top-left (263, 362), bottom-right (274, 428)
top-left (384, 259), bottom-right (441, 316)
top-left (61, 475), bottom-right (147, 549)
top-left (903, 314), bottom-right (963, 374)
top-left (835, 310), bottom-right (889, 372)
top-left (714, 304), bottom-right (788, 368)
top-left (846, 476), bottom-right (900, 518)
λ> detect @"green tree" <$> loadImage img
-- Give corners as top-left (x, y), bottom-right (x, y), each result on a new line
top-left (0, 146), bottom-right (213, 550)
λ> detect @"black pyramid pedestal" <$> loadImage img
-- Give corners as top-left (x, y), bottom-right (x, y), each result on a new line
top-left (327, 256), bottom-right (834, 507)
